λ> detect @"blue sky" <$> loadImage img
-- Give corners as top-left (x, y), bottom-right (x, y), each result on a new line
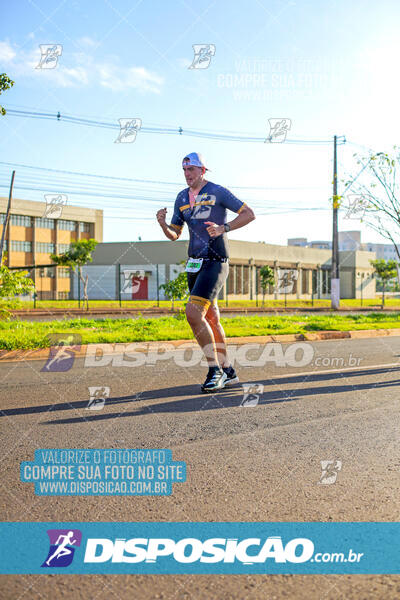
top-left (1, 0), bottom-right (399, 246)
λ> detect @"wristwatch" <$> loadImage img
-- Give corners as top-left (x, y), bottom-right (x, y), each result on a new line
top-left (224, 223), bottom-right (231, 233)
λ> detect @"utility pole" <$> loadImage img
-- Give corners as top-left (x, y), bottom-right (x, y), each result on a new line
top-left (0, 170), bottom-right (15, 265)
top-left (331, 136), bottom-right (340, 309)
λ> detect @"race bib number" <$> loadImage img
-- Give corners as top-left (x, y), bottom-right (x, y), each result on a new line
top-left (185, 258), bottom-right (203, 273)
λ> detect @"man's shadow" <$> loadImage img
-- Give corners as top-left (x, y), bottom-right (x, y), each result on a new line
top-left (34, 366), bottom-right (400, 426)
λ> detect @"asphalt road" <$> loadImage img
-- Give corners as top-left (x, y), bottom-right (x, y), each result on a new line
top-left (1, 336), bottom-right (400, 599)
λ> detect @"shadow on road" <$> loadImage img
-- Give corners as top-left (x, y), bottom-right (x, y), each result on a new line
top-left (25, 365), bottom-right (400, 426)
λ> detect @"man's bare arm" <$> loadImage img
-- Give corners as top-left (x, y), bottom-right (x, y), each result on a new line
top-left (156, 208), bottom-right (182, 241)
top-left (205, 205), bottom-right (255, 238)
top-left (226, 205), bottom-right (255, 231)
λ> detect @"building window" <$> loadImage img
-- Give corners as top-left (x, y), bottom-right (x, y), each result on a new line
top-left (58, 243), bottom-right (71, 253)
top-left (237, 266), bottom-right (243, 294)
top-left (58, 291), bottom-right (69, 300)
top-left (302, 269), bottom-right (307, 294)
top-left (321, 270), bottom-right (331, 294)
top-left (40, 267), bottom-right (55, 278)
top-left (79, 222), bottom-right (91, 232)
top-left (0, 213), bottom-right (6, 225)
top-left (37, 267), bottom-right (54, 278)
top-left (58, 219), bottom-right (76, 231)
top-left (228, 265), bottom-right (235, 294)
top-left (312, 270), bottom-right (318, 294)
top-left (243, 265), bottom-right (249, 295)
top-left (255, 267), bottom-right (259, 296)
top-left (36, 242), bottom-right (55, 254)
top-left (10, 241), bottom-right (32, 252)
top-left (10, 214), bottom-right (32, 227)
top-left (36, 217), bottom-right (55, 229)
top-left (57, 267), bottom-right (70, 278)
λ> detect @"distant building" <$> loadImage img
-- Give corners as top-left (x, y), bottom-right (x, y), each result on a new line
top-left (0, 202), bottom-right (378, 302)
top-left (0, 197), bottom-right (103, 299)
top-left (287, 237), bottom-right (307, 247)
top-left (72, 239), bottom-right (376, 301)
top-left (288, 237), bottom-right (332, 249)
top-left (363, 242), bottom-right (399, 261)
top-left (289, 230), bottom-right (399, 260)
top-left (338, 231), bottom-right (361, 251)
top-left (309, 241), bottom-right (332, 250)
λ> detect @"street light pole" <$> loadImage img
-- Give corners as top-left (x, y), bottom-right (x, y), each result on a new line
top-left (331, 135), bottom-right (340, 309)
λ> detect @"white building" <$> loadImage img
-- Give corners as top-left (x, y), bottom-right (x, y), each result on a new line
top-left (289, 231), bottom-right (399, 260)
top-left (363, 242), bottom-right (399, 261)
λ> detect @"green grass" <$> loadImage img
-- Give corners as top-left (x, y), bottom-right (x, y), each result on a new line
top-left (15, 297), bottom-right (400, 310)
top-left (1, 313), bottom-right (400, 350)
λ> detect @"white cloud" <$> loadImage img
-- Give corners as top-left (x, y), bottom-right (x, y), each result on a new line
top-left (177, 57), bottom-right (192, 69)
top-left (98, 65), bottom-right (164, 93)
top-left (77, 36), bottom-right (97, 48)
top-left (49, 66), bottom-right (90, 88)
top-left (0, 40), bottom-right (16, 63)
top-left (0, 39), bottom-right (164, 94)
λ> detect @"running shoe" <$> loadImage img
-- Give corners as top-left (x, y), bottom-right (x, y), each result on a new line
top-left (201, 366), bottom-right (227, 393)
top-left (222, 365), bottom-right (239, 386)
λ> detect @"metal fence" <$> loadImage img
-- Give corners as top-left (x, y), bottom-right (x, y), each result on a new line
top-left (9, 263), bottom-right (332, 306)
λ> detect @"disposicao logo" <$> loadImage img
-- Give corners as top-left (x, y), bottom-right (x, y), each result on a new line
top-left (83, 536), bottom-right (314, 564)
top-left (41, 529), bottom-right (82, 567)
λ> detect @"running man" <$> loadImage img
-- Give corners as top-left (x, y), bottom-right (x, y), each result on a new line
top-left (156, 152), bottom-right (255, 392)
top-left (46, 531), bottom-right (77, 566)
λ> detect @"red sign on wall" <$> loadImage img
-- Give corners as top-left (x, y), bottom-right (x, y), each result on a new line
top-left (131, 275), bottom-right (148, 300)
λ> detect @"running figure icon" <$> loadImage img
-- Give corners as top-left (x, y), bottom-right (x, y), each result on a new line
top-left (41, 528), bottom-right (82, 568)
top-left (43, 335), bottom-right (76, 371)
top-left (45, 531), bottom-right (77, 566)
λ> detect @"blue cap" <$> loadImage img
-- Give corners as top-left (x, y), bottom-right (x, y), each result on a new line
top-left (182, 152), bottom-right (210, 170)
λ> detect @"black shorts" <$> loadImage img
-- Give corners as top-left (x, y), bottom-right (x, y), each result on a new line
top-left (187, 259), bottom-right (229, 309)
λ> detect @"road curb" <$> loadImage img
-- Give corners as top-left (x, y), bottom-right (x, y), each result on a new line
top-left (1, 328), bottom-right (400, 363)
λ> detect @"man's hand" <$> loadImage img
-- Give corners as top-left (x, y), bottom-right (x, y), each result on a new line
top-left (157, 207), bottom-right (180, 241)
top-left (205, 221), bottom-right (224, 238)
top-left (156, 207), bottom-right (167, 227)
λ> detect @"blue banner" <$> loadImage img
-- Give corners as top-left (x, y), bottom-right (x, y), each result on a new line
top-left (1, 522), bottom-right (399, 574)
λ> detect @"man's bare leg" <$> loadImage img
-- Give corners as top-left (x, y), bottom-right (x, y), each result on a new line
top-left (205, 303), bottom-right (230, 368)
top-left (185, 301), bottom-right (219, 366)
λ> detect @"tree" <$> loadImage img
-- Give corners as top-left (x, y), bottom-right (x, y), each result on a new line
top-left (259, 265), bottom-right (275, 307)
top-left (344, 149), bottom-right (400, 264)
top-left (50, 239), bottom-right (98, 310)
top-left (0, 74), bottom-right (15, 116)
top-left (159, 269), bottom-right (189, 310)
top-left (370, 259), bottom-right (397, 308)
top-left (0, 255), bottom-right (35, 319)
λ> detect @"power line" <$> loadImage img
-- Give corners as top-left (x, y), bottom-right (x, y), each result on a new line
top-left (5, 108), bottom-right (346, 145)
top-left (0, 157), bottom-right (332, 219)
top-left (0, 182), bottom-right (325, 215)
top-left (0, 161), bottom-right (329, 192)
top-left (106, 207), bottom-right (331, 221)
top-left (0, 177), bottom-right (326, 202)
top-left (0, 160), bottom-right (180, 187)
